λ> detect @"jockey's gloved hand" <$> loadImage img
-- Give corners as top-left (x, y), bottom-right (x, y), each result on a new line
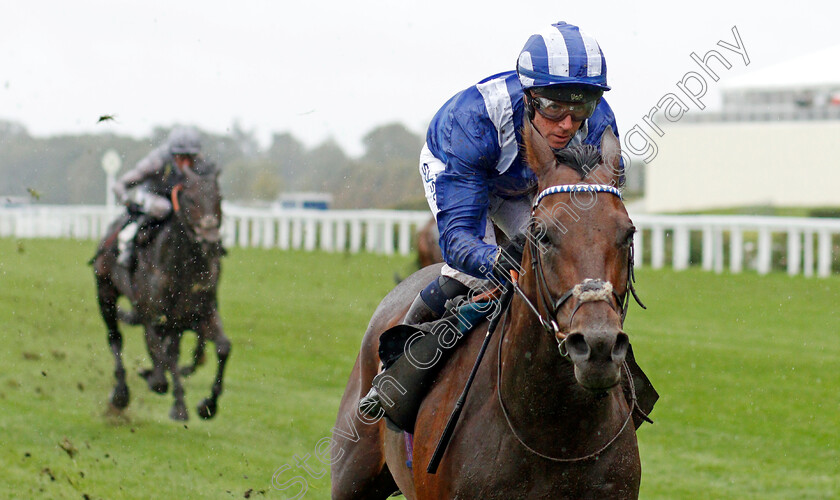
top-left (126, 201), bottom-right (143, 216)
top-left (491, 238), bottom-right (524, 283)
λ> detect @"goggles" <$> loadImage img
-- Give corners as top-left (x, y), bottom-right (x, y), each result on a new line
top-left (530, 96), bottom-right (598, 122)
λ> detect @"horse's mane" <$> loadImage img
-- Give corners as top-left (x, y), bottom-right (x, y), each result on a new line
top-left (553, 144), bottom-right (602, 180)
top-left (193, 158), bottom-right (218, 176)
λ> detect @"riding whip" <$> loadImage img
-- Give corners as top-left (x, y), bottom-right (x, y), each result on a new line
top-left (427, 278), bottom-right (515, 474)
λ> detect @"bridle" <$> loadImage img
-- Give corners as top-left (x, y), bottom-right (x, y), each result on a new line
top-left (510, 183), bottom-right (644, 358)
top-left (495, 182), bottom-right (649, 463)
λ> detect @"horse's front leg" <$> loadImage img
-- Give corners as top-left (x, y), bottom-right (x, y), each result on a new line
top-left (97, 278), bottom-right (130, 409)
top-left (195, 310), bottom-right (231, 419)
top-left (179, 333), bottom-right (206, 377)
top-left (165, 330), bottom-right (189, 421)
top-left (140, 324), bottom-right (169, 394)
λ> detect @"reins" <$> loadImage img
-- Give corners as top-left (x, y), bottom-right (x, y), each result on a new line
top-left (171, 184), bottom-right (183, 213)
top-left (494, 306), bottom-right (637, 463)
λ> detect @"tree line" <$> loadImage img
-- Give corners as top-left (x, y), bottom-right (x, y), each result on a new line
top-left (0, 120), bottom-right (428, 210)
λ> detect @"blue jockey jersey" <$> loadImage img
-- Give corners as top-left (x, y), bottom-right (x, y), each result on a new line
top-left (425, 70), bottom-right (620, 280)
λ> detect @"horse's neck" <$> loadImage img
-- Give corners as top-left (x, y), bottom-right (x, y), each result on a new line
top-left (497, 293), bottom-right (625, 450)
top-left (157, 219), bottom-right (208, 275)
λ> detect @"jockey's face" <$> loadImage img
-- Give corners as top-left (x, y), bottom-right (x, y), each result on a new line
top-left (528, 91), bottom-right (596, 149)
top-left (531, 110), bottom-right (584, 149)
top-left (174, 154), bottom-right (196, 171)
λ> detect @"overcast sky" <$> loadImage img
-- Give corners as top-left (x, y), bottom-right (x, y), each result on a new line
top-left (2, 1), bottom-right (838, 157)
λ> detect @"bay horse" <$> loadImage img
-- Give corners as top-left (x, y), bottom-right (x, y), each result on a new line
top-left (92, 161), bottom-right (231, 421)
top-left (416, 218), bottom-right (443, 269)
top-left (331, 123), bottom-right (652, 498)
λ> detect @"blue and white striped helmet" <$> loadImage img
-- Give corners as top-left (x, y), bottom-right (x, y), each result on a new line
top-left (517, 21), bottom-right (610, 93)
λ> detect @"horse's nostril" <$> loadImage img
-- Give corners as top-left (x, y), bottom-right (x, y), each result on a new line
top-left (612, 332), bottom-right (629, 363)
top-left (564, 332), bottom-right (589, 361)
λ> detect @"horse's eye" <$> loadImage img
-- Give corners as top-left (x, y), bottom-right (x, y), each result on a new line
top-left (620, 226), bottom-right (636, 247)
top-left (533, 231), bottom-right (556, 254)
top-left (542, 232), bottom-right (555, 245)
top-left (533, 229), bottom-right (552, 245)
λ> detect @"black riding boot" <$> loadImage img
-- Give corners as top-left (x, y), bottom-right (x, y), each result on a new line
top-left (359, 276), bottom-right (469, 424)
top-left (401, 291), bottom-right (439, 326)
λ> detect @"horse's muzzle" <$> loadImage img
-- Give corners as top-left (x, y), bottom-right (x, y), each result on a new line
top-left (195, 215), bottom-right (222, 246)
top-left (565, 329), bottom-right (629, 391)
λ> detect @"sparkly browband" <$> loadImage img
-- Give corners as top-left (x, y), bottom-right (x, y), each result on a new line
top-left (533, 184), bottom-right (622, 208)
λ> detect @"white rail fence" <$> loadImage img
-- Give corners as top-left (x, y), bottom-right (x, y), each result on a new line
top-left (630, 214), bottom-right (840, 278)
top-left (1, 206), bottom-right (839, 277)
top-left (0, 205), bottom-right (432, 256)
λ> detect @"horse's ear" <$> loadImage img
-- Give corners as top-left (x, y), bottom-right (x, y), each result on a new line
top-left (522, 118), bottom-right (556, 176)
top-left (599, 125), bottom-right (622, 184)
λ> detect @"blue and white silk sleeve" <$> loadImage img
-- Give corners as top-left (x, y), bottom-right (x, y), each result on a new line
top-left (433, 114), bottom-right (502, 280)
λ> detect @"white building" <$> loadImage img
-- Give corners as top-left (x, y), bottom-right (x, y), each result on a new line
top-left (644, 45), bottom-right (840, 213)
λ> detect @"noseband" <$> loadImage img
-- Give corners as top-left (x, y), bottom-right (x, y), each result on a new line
top-left (509, 183), bottom-right (644, 358)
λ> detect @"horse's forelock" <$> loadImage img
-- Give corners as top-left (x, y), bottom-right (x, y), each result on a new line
top-left (553, 145), bottom-right (602, 181)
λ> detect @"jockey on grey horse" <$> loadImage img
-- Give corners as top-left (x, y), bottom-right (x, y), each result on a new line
top-left (360, 21), bottom-right (623, 416)
top-left (114, 126), bottom-right (204, 267)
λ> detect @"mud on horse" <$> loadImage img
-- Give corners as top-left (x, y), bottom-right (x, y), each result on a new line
top-left (92, 161), bottom-right (231, 421)
top-left (330, 123), bottom-right (656, 499)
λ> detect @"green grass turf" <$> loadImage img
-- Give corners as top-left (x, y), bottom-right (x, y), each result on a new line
top-left (0, 238), bottom-right (837, 499)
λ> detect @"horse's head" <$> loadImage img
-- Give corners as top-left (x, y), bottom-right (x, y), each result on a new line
top-left (521, 121), bottom-right (634, 392)
top-left (172, 160), bottom-right (223, 256)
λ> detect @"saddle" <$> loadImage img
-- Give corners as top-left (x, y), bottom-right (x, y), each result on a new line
top-left (134, 217), bottom-right (167, 248)
top-left (374, 296), bottom-right (501, 433)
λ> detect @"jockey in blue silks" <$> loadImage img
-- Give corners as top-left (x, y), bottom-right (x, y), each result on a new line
top-left (360, 21), bottom-right (622, 417)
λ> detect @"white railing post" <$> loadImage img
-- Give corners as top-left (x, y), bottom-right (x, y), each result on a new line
top-left (730, 226), bottom-right (743, 273)
top-left (0, 212), bottom-right (12, 237)
top-left (757, 228), bottom-right (772, 275)
top-left (803, 231), bottom-right (815, 277)
top-left (335, 216), bottom-right (347, 253)
top-left (222, 217), bottom-right (236, 248)
top-left (237, 217), bottom-right (249, 248)
top-left (714, 228), bottom-right (725, 274)
top-left (787, 228), bottom-right (801, 276)
top-left (291, 218), bottom-right (303, 249)
top-left (350, 220), bottom-right (362, 253)
top-left (365, 218), bottom-right (377, 253)
top-left (250, 216), bottom-right (262, 247)
top-left (817, 230), bottom-right (832, 278)
top-left (321, 215), bottom-right (334, 252)
top-left (702, 225), bottom-right (714, 271)
top-left (277, 217), bottom-right (289, 250)
top-left (304, 218), bottom-right (317, 251)
top-left (673, 226), bottom-right (690, 271)
top-left (651, 226), bottom-right (665, 270)
top-left (383, 218), bottom-right (395, 255)
top-left (262, 217), bottom-right (275, 248)
top-left (633, 229), bottom-right (643, 268)
top-left (398, 219), bottom-right (411, 256)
